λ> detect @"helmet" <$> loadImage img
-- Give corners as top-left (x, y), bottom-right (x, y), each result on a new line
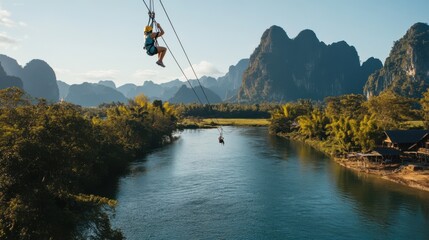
top-left (144, 25), bottom-right (153, 33)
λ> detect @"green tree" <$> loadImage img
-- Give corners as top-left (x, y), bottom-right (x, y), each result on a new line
top-left (0, 87), bottom-right (31, 108)
top-left (101, 94), bottom-right (178, 157)
top-left (297, 108), bottom-right (329, 139)
top-left (354, 114), bottom-right (382, 152)
top-left (326, 116), bottom-right (358, 153)
top-left (0, 89), bottom-right (127, 239)
top-left (269, 100), bottom-right (313, 134)
top-left (325, 94), bottom-right (367, 121)
top-left (420, 89), bottom-right (429, 128)
top-left (365, 90), bottom-right (417, 130)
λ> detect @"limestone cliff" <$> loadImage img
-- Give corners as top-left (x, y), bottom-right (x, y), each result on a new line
top-left (65, 83), bottom-right (127, 107)
top-left (169, 85), bottom-right (222, 104)
top-left (238, 26), bottom-right (382, 102)
top-left (364, 22), bottom-right (429, 98)
top-left (0, 55), bottom-right (59, 102)
top-left (0, 63), bottom-right (23, 90)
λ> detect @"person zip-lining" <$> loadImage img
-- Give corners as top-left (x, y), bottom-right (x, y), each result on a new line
top-left (144, 22), bottom-right (167, 67)
top-left (218, 128), bottom-right (225, 145)
top-left (218, 135), bottom-right (225, 145)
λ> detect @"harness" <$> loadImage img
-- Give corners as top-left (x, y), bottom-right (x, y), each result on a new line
top-left (142, 1), bottom-right (159, 56)
top-left (144, 32), bottom-right (159, 56)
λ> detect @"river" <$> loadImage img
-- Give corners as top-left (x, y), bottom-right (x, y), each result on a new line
top-left (111, 127), bottom-right (429, 239)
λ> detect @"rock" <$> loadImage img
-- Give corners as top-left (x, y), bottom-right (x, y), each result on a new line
top-left (364, 22), bottom-right (429, 98)
top-left (98, 80), bottom-right (116, 89)
top-left (65, 82), bottom-right (127, 107)
top-left (169, 85), bottom-right (222, 104)
top-left (238, 26), bottom-right (381, 102)
top-left (57, 80), bottom-right (70, 100)
top-left (0, 55), bottom-right (59, 102)
top-left (0, 63), bottom-right (23, 90)
top-left (21, 60), bottom-right (59, 102)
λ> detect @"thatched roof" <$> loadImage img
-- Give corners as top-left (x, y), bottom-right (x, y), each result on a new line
top-left (384, 130), bottom-right (429, 144)
top-left (372, 147), bottom-right (402, 156)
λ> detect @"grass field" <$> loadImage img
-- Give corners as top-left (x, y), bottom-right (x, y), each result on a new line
top-left (402, 121), bottom-right (425, 129)
top-left (180, 118), bottom-right (270, 128)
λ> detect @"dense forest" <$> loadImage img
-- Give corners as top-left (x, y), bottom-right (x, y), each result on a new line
top-left (269, 90), bottom-right (428, 155)
top-left (0, 88), bottom-right (177, 239)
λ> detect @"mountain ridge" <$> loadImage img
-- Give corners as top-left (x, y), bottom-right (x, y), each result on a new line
top-left (364, 22), bottom-right (429, 98)
top-left (238, 25), bottom-right (382, 102)
top-left (0, 54), bottom-right (59, 102)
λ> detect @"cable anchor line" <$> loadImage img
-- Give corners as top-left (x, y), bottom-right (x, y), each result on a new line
top-left (140, 0), bottom-right (223, 134)
top-left (158, 0), bottom-right (222, 130)
top-left (158, 0), bottom-right (212, 107)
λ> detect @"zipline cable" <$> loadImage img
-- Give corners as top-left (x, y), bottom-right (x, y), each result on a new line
top-left (158, 0), bottom-right (222, 131)
top-left (158, 0), bottom-right (213, 110)
top-left (141, 0), bottom-right (150, 12)
top-left (140, 0), bottom-right (204, 106)
top-left (140, 0), bottom-right (223, 134)
top-left (158, 37), bottom-right (205, 105)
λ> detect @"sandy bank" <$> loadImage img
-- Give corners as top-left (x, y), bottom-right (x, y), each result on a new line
top-left (335, 158), bottom-right (429, 192)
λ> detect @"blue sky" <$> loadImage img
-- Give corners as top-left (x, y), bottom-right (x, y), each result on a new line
top-left (0, 0), bottom-right (428, 86)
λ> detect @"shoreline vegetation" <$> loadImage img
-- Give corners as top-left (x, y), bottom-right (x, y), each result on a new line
top-left (179, 118), bottom-right (270, 128)
top-left (280, 133), bottom-right (429, 192)
top-left (270, 93), bottom-right (429, 193)
top-left (0, 88), bottom-right (177, 240)
top-left (175, 103), bottom-right (274, 128)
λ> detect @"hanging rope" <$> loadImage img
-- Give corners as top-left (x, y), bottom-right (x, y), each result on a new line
top-left (158, 37), bottom-right (205, 105)
top-left (158, 0), bottom-right (222, 131)
top-left (140, 0), bottom-right (223, 134)
top-left (140, 0), bottom-right (204, 105)
top-left (142, 0), bottom-right (152, 20)
top-left (159, 0), bottom-right (213, 110)
top-left (141, 0), bottom-right (150, 11)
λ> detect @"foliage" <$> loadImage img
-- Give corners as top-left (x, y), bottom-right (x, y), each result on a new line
top-left (98, 95), bottom-right (177, 157)
top-left (326, 116), bottom-right (358, 153)
top-left (364, 90), bottom-right (418, 130)
top-left (324, 94), bottom-right (367, 121)
top-left (0, 87), bottom-right (31, 108)
top-left (297, 108), bottom-right (329, 140)
top-left (181, 118), bottom-right (270, 128)
top-left (0, 88), bottom-right (177, 239)
top-left (420, 88), bottom-right (429, 128)
top-left (354, 115), bottom-right (382, 152)
top-left (176, 103), bottom-right (276, 119)
top-left (269, 91), bottom-right (419, 154)
top-left (269, 100), bottom-right (313, 134)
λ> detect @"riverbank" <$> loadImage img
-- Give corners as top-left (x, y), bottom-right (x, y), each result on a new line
top-left (179, 118), bottom-right (270, 128)
top-left (335, 158), bottom-right (429, 192)
top-left (279, 133), bottom-right (429, 192)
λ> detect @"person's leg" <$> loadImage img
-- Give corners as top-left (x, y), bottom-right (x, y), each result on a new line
top-left (155, 47), bottom-right (167, 67)
top-left (157, 47), bottom-right (167, 62)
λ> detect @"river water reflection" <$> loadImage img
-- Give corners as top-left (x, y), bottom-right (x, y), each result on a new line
top-left (112, 127), bottom-right (429, 239)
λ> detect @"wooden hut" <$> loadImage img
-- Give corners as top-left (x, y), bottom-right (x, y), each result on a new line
top-left (357, 147), bottom-right (402, 163)
top-left (408, 134), bottom-right (429, 163)
top-left (383, 130), bottom-right (429, 151)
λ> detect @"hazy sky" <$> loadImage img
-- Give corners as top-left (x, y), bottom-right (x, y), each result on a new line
top-left (0, 0), bottom-right (428, 86)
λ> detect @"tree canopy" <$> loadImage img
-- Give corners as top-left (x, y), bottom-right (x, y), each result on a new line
top-left (0, 88), bottom-right (178, 239)
top-left (270, 92), bottom-right (421, 155)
